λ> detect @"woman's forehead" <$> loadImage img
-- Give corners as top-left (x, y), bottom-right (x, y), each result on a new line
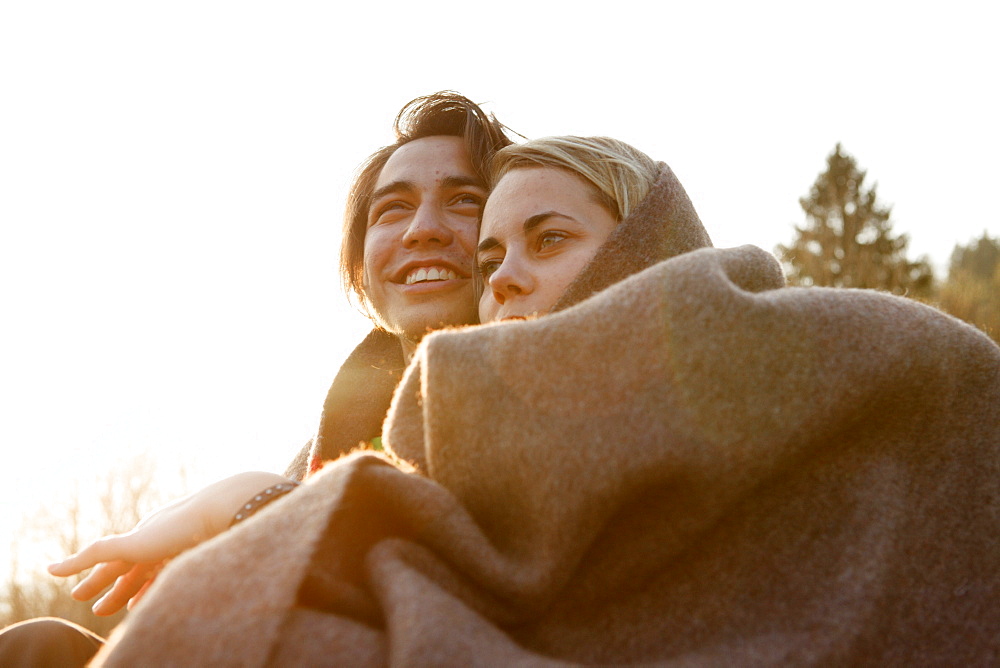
top-left (480, 168), bottom-right (594, 241)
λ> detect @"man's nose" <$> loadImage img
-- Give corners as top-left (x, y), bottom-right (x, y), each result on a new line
top-left (401, 204), bottom-right (454, 247)
top-left (488, 258), bottom-right (533, 306)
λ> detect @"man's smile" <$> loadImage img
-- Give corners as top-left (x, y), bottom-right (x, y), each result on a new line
top-left (404, 265), bottom-right (460, 285)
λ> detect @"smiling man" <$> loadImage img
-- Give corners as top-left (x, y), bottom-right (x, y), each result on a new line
top-left (289, 92), bottom-right (515, 475)
top-left (361, 134), bottom-right (485, 358)
top-left (338, 93), bottom-right (512, 360)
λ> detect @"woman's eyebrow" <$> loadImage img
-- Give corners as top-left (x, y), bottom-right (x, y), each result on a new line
top-left (478, 211), bottom-right (571, 254)
top-left (523, 211), bottom-right (566, 234)
top-left (477, 236), bottom-right (500, 254)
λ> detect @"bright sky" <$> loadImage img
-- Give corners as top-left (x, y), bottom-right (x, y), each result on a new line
top-left (2, 1), bottom-right (998, 571)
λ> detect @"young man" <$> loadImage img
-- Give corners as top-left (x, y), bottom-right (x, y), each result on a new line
top-left (287, 91), bottom-right (513, 478)
top-left (0, 91), bottom-right (515, 666)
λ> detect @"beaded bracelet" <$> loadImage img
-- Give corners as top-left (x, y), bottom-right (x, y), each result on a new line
top-left (230, 481), bottom-right (300, 527)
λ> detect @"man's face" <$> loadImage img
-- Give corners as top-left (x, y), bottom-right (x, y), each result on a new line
top-left (363, 135), bottom-right (485, 345)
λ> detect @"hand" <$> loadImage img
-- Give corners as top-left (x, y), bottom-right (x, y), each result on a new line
top-left (48, 470), bottom-right (290, 615)
top-left (48, 493), bottom-right (212, 615)
top-left (67, 559), bottom-right (165, 616)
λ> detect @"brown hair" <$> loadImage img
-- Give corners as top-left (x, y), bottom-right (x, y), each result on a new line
top-left (340, 92), bottom-right (516, 315)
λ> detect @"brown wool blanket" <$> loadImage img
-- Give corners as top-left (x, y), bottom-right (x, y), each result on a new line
top-left (93, 244), bottom-right (1000, 666)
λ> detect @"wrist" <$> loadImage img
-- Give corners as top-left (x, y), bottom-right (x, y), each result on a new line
top-left (230, 481), bottom-right (300, 527)
top-left (200, 472), bottom-right (290, 537)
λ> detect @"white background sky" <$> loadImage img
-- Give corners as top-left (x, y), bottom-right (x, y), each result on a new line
top-left (2, 1), bottom-right (998, 569)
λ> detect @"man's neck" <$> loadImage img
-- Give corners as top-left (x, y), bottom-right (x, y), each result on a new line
top-left (398, 336), bottom-right (418, 365)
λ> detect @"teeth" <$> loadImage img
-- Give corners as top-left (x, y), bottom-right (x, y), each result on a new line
top-left (405, 267), bottom-right (458, 285)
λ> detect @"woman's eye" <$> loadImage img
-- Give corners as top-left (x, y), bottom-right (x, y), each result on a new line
top-left (538, 231), bottom-right (567, 250)
top-left (478, 258), bottom-right (502, 280)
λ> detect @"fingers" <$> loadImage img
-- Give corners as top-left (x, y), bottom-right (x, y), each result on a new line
top-left (127, 572), bottom-right (160, 610)
top-left (48, 535), bottom-right (127, 577)
top-left (92, 562), bottom-right (162, 616)
top-left (69, 560), bottom-right (132, 601)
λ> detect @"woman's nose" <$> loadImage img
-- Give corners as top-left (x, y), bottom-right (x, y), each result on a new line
top-left (402, 204), bottom-right (454, 247)
top-left (488, 258), bottom-right (533, 305)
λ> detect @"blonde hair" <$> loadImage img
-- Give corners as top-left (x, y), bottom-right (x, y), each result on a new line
top-left (489, 136), bottom-right (659, 221)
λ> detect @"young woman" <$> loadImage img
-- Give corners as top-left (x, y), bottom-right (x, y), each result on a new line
top-left (477, 137), bottom-right (660, 322)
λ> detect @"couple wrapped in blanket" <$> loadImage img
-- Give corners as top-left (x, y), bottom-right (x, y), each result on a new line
top-left (16, 94), bottom-right (999, 666)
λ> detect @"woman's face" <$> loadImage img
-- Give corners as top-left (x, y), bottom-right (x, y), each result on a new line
top-left (477, 167), bottom-right (618, 323)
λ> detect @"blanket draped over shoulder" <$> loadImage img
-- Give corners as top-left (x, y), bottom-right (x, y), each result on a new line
top-left (283, 328), bottom-right (405, 481)
top-left (94, 169), bottom-right (1000, 665)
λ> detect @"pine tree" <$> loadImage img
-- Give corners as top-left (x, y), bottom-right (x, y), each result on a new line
top-left (939, 232), bottom-right (1000, 342)
top-left (777, 143), bottom-right (933, 298)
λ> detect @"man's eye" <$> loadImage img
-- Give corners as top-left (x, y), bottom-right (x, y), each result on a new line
top-left (369, 201), bottom-right (408, 226)
top-left (451, 193), bottom-right (484, 209)
top-left (538, 231), bottom-right (567, 250)
top-left (381, 201), bottom-right (408, 213)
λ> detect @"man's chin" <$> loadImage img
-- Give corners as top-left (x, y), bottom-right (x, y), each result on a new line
top-left (391, 308), bottom-right (480, 343)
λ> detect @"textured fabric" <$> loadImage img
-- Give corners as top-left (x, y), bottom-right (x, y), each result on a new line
top-left (93, 164), bottom-right (1000, 665)
top-left (553, 162), bottom-right (712, 312)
